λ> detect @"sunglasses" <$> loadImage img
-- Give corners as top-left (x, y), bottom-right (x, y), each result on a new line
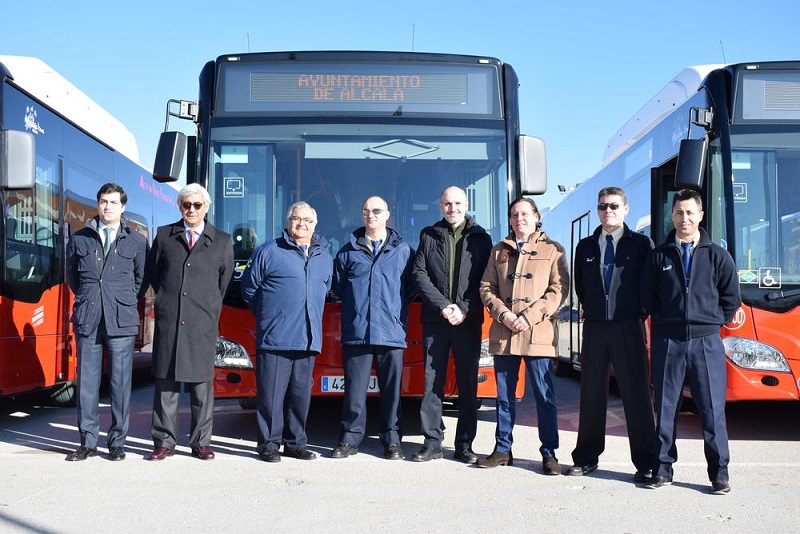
top-left (289, 216), bottom-right (315, 224)
top-left (361, 208), bottom-right (386, 216)
top-left (181, 202), bottom-right (205, 210)
top-left (597, 203), bottom-right (621, 211)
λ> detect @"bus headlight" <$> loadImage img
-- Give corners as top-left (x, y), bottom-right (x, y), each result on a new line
top-left (478, 339), bottom-right (494, 368)
top-left (723, 337), bottom-right (790, 373)
top-left (214, 337), bottom-right (253, 369)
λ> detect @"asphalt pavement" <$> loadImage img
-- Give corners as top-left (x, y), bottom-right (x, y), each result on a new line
top-left (1, 369), bottom-right (798, 533)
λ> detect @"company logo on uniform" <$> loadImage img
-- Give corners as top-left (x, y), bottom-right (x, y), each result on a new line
top-left (24, 106), bottom-right (45, 134)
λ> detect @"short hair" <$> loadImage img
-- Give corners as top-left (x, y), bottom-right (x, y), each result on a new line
top-left (286, 201), bottom-right (317, 224)
top-left (671, 189), bottom-right (702, 211)
top-left (597, 186), bottom-right (626, 204)
top-left (96, 183), bottom-right (127, 205)
top-left (508, 197), bottom-right (542, 228)
top-left (177, 183), bottom-right (211, 206)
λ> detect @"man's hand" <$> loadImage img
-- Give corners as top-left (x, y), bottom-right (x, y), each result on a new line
top-left (442, 304), bottom-right (465, 325)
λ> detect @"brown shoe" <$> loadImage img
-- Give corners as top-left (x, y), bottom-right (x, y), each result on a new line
top-left (149, 446), bottom-right (175, 461)
top-left (191, 446), bottom-right (215, 460)
top-left (476, 450), bottom-right (513, 468)
top-left (542, 456), bottom-right (561, 475)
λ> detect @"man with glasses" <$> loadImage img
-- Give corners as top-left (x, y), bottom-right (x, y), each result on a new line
top-left (147, 184), bottom-right (233, 461)
top-left (566, 186), bottom-right (656, 482)
top-left (65, 183), bottom-right (147, 462)
top-left (411, 186), bottom-right (493, 463)
top-left (241, 201), bottom-right (333, 462)
top-left (329, 196), bottom-right (414, 461)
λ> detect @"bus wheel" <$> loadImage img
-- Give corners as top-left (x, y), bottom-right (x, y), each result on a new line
top-left (238, 397), bottom-right (257, 409)
top-left (48, 382), bottom-right (76, 407)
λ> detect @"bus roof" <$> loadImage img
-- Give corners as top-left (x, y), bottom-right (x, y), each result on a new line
top-left (0, 55), bottom-right (140, 164)
top-left (602, 64), bottom-right (725, 167)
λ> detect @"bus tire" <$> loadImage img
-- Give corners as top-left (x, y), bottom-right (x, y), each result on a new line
top-left (238, 397), bottom-right (257, 409)
top-left (48, 381), bottom-right (76, 407)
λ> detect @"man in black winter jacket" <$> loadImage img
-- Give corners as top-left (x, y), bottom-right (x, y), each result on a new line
top-left (642, 189), bottom-right (741, 495)
top-left (566, 187), bottom-right (656, 482)
top-left (411, 186), bottom-right (492, 463)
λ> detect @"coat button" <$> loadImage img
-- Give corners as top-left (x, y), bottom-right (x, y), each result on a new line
top-left (182, 291), bottom-right (188, 296)
top-left (180, 320), bottom-right (186, 325)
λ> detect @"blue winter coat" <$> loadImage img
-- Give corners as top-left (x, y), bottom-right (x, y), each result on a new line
top-left (66, 216), bottom-right (147, 337)
top-left (240, 230), bottom-right (333, 353)
top-left (333, 227), bottom-right (415, 348)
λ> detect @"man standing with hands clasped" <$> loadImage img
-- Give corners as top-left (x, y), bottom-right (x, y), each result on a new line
top-left (329, 196), bottom-right (414, 461)
top-left (566, 187), bottom-right (656, 481)
top-left (642, 189), bottom-right (740, 494)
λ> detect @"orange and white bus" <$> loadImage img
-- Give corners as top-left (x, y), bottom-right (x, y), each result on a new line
top-left (544, 61), bottom-right (800, 402)
top-left (0, 56), bottom-right (176, 404)
top-left (152, 51), bottom-right (547, 404)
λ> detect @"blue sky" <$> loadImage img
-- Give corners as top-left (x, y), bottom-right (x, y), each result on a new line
top-left (2, 0), bottom-right (798, 209)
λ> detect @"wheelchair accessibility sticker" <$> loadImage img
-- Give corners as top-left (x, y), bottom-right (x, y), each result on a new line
top-left (739, 267), bottom-right (781, 288)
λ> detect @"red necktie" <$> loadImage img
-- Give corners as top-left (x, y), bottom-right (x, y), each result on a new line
top-left (188, 229), bottom-right (196, 249)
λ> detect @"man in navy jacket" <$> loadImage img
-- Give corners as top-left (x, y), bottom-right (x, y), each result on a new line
top-left (329, 196), bottom-right (414, 461)
top-left (65, 183), bottom-right (147, 462)
top-left (567, 187), bottom-right (655, 482)
top-left (642, 189), bottom-right (741, 495)
top-left (241, 201), bottom-right (333, 462)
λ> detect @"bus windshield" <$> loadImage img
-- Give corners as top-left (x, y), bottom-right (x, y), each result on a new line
top-left (207, 120), bottom-right (510, 263)
top-left (728, 128), bottom-right (800, 293)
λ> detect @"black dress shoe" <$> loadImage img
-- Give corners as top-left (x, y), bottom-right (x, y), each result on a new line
top-left (108, 446), bottom-right (126, 461)
top-left (566, 463), bottom-right (598, 476)
top-left (711, 479), bottom-right (731, 495)
top-left (191, 446), bottom-right (216, 460)
top-left (633, 469), bottom-right (652, 483)
top-left (453, 448), bottom-right (478, 464)
top-left (384, 443), bottom-right (403, 460)
top-left (284, 447), bottom-right (317, 460)
top-left (645, 475), bottom-right (673, 489)
top-left (411, 446), bottom-right (443, 462)
top-left (66, 447), bottom-right (98, 462)
top-left (259, 450), bottom-right (281, 463)
top-left (330, 442), bottom-right (358, 459)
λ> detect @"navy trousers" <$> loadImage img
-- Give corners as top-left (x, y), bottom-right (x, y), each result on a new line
top-left (650, 333), bottom-right (730, 482)
top-left (255, 350), bottom-right (315, 453)
top-left (339, 344), bottom-right (403, 447)
top-left (419, 321), bottom-right (480, 450)
top-left (571, 320), bottom-right (655, 471)
top-left (76, 325), bottom-right (134, 449)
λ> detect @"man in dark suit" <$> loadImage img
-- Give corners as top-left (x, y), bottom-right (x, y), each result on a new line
top-left (642, 189), bottom-right (741, 494)
top-left (65, 183), bottom-right (147, 461)
top-left (566, 186), bottom-right (656, 481)
top-left (147, 184), bottom-right (233, 461)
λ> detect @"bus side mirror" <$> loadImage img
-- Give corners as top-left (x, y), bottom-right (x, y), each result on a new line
top-left (153, 131), bottom-right (186, 183)
top-left (519, 135), bottom-right (547, 195)
top-left (0, 130), bottom-right (35, 190)
top-left (674, 137), bottom-right (707, 190)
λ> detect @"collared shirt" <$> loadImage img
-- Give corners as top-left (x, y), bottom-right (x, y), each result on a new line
top-left (674, 235), bottom-right (698, 256)
top-left (365, 231), bottom-right (387, 254)
top-left (598, 226), bottom-right (624, 270)
top-left (98, 223), bottom-right (119, 247)
top-left (184, 221), bottom-right (205, 244)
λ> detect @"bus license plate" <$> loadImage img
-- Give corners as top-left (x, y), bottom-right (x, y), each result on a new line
top-left (321, 375), bottom-right (380, 393)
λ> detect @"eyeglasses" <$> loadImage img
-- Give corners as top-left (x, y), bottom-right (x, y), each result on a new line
top-left (289, 216), bottom-right (315, 224)
top-left (181, 202), bottom-right (205, 211)
top-left (597, 203), bottom-right (621, 211)
top-left (361, 208), bottom-right (386, 216)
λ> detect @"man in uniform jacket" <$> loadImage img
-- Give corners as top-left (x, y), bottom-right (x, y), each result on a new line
top-left (147, 184), bottom-right (234, 461)
top-left (642, 189), bottom-right (741, 495)
top-left (567, 187), bottom-right (656, 482)
top-left (241, 201), bottom-right (333, 463)
top-left (65, 183), bottom-right (147, 462)
top-left (329, 196), bottom-right (414, 461)
top-left (411, 186), bottom-right (493, 464)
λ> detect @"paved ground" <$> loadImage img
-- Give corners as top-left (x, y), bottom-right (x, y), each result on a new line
top-left (1, 369), bottom-right (798, 533)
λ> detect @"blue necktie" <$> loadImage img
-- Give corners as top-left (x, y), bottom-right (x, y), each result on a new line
top-left (300, 244), bottom-right (308, 258)
top-left (603, 234), bottom-right (614, 293)
top-left (681, 241), bottom-right (692, 279)
top-left (372, 240), bottom-right (381, 259)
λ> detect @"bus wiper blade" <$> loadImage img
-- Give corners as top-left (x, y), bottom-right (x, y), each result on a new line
top-left (765, 288), bottom-right (800, 302)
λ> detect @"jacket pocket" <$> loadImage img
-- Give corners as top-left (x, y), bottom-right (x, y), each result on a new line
top-left (115, 294), bottom-right (140, 328)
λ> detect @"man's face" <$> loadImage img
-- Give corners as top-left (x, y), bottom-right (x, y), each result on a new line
top-left (671, 198), bottom-right (704, 241)
top-left (509, 201), bottom-right (539, 239)
top-left (362, 197), bottom-right (389, 234)
top-left (98, 192), bottom-right (125, 227)
top-left (439, 188), bottom-right (468, 226)
top-left (597, 194), bottom-right (628, 233)
top-left (179, 192), bottom-right (209, 229)
top-left (287, 206), bottom-right (317, 244)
